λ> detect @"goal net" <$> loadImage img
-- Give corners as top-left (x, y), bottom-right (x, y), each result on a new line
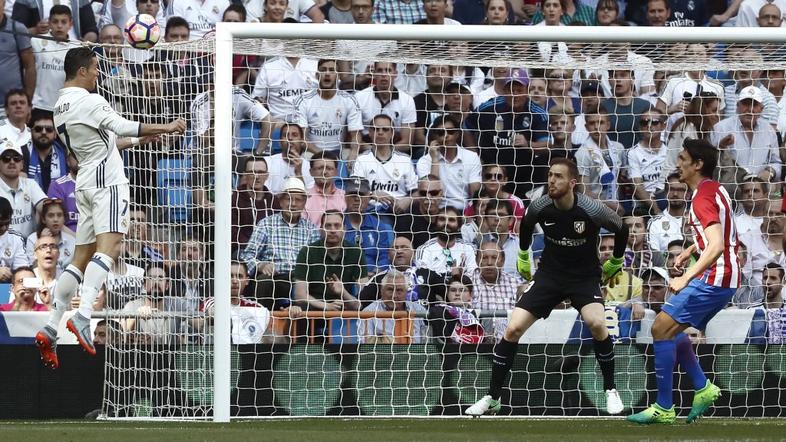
top-left (95, 24), bottom-right (786, 420)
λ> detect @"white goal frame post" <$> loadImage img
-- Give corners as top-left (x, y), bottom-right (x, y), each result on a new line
top-left (212, 23), bottom-right (786, 422)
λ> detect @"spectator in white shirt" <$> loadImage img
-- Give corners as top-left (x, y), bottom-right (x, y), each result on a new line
top-left (31, 6), bottom-right (77, 114)
top-left (352, 114), bottom-right (417, 214)
top-left (647, 173), bottom-right (688, 252)
top-left (723, 47), bottom-right (779, 126)
top-left (0, 90), bottom-right (31, 153)
top-left (245, 0), bottom-right (325, 23)
top-left (415, 205), bottom-right (478, 277)
top-left (628, 108), bottom-right (669, 215)
top-left (354, 61), bottom-right (417, 151)
top-left (575, 107), bottom-right (626, 213)
top-left (735, 0), bottom-right (786, 28)
top-left (253, 55), bottom-right (318, 122)
top-left (734, 176), bottom-right (769, 237)
top-left (264, 123), bottom-right (315, 194)
top-left (100, 0), bottom-right (167, 29)
top-left (0, 196), bottom-right (28, 282)
top-left (166, 0), bottom-right (230, 38)
top-left (416, 115), bottom-right (481, 210)
top-left (656, 44), bottom-right (725, 115)
top-left (711, 85), bottom-right (781, 183)
top-left (293, 59), bottom-right (363, 158)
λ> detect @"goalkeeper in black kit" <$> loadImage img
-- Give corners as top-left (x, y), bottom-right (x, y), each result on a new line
top-left (465, 158), bottom-right (629, 416)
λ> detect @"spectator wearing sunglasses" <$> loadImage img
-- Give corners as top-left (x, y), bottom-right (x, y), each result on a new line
top-left (416, 115), bottom-right (481, 210)
top-left (464, 164), bottom-right (524, 232)
top-left (0, 142), bottom-right (45, 238)
top-left (628, 108), bottom-right (669, 216)
top-left (22, 112), bottom-right (69, 192)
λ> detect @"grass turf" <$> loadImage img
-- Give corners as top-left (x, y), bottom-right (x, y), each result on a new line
top-left (2, 418), bottom-right (786, 442)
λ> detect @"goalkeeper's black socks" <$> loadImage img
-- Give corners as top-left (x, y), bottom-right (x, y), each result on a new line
top-left (593, 336), bottom-right (616, 391)
top-left (488, 337), bottom-right (518, 399)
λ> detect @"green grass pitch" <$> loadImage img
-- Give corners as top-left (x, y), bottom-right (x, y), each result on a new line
top-left (2, 418), bottom-right (786, 441)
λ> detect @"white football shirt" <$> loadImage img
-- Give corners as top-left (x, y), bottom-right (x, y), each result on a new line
top-left (0, 230), bottom-right (29, 270)
top-left (293, 90), bottom-right (363, 152)
top-left (191, 86), bottom-right (270, 150)
top-left (415, 237), bottom-right (478, 275)
top-left (53, 87), bottom-right (138, 190)
top-left (264, 153), bottom-right (315, 194)
top-left (352, 150), bottom-right (417, 198)
top-left (31, 36), bottom-right (78, 111)
top-left (628, 142), bottom-right (669, 194)
top-left (415, 147), bottom-right (482, 210)
top-left (252, 57), bottom-right (318, 121)
top-left (0, 178), bottom-right (46, 238)
top-left (354, 87), bottom-right (417, 131)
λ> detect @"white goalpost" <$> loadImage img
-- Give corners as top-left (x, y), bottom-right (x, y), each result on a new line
top-left (92, 22), bottom-right (786, 422)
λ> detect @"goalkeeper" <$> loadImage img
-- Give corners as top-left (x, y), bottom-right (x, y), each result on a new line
top-left (466, 158), bottom-right (628, 416)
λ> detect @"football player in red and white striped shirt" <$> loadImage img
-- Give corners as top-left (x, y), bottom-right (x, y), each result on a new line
top-left (629, 138), bottom-right (739, 425)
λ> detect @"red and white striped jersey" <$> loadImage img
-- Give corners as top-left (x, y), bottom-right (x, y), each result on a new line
top-left (688, 179), bottom-right (741, 288)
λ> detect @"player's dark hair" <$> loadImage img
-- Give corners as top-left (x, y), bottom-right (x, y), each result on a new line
top-left (550, 157), bottom-right (579, 180)
top-left (3, 88), bottom-right (27, 109)
top-left (64, 47), bottom-right (96, 80)
top-left (310, 150), bottom-right (338, 169)
top-left (165, 16), bottom-right (190, 36)
top-left (223, 3), bottom-right (247, 21)
top-left (0, 197), bottom-right (11, 220)
top-left (484, 198), bottom-right (513, 216)
top-left (682, 138), bottom-right (718, 178)
top-left (49, 4), bottom-right (72, 19)
top-left (321, 209), bottom-right (345, 227)
top-left (765, 262), bottom-right (785, 280)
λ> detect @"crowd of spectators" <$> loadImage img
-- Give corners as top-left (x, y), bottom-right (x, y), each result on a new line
top-left (1, 0), bottom-right (786, 344)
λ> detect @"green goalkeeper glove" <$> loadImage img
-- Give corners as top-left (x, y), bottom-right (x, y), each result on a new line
top-left (602, 256), bottom-right (624, 288)
top-left (517, 250), bottom-right (532, 280)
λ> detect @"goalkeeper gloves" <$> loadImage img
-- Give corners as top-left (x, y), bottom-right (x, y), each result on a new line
top-left (602, 256), bottom-right (624, 288)
top-left (517, 250), bottom-right (532, 281)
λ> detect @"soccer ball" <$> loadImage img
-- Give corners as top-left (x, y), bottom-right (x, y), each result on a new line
top-left (124, 14), bottom-right (161, 49)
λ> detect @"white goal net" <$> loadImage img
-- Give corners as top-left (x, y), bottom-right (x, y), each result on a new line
top-left (94, 24), bottom-right (786, 419)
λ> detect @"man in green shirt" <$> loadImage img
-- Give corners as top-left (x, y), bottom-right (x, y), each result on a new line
top-left (293, 210), bottom-right (366, 311)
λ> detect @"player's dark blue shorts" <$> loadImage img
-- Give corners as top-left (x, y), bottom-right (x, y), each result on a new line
top-left (661, 279), bottom-right (735, 330)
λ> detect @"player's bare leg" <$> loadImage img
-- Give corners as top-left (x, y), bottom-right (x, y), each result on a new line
top-left (35, 242), bottom-right (95, 368)
top-left (465, 307), bottom-right (538, 416)
top-left (580, 303), bottom-right (623, 414)
top-left (67, 232), bottom-right (123, 355)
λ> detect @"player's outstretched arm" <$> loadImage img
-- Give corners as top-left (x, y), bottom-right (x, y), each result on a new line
top-left (139, 118), bottom-right (187, 137)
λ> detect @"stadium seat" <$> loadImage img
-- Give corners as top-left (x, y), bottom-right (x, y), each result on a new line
top-left (156, 158), bottom-right (192, 224)
top-left (237, 120), bottom-right (260, 153)
top-left (0, 283), bottom-right (10, 304)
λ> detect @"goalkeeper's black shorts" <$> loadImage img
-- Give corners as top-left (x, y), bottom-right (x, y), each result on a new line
top-left (515, 271), bottom-right (604, 319)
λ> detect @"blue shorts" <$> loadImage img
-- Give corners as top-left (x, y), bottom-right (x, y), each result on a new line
top-left (661, 279), bottom-right (736, 330)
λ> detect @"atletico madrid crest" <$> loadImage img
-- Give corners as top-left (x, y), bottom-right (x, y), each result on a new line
top-left (574, 221), bottom-right (585, 234)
